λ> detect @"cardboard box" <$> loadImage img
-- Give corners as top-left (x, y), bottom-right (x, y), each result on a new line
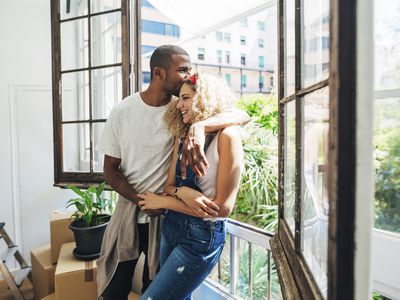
top-left (41, 293), bottom-right (55, 300)
top-left (31, 244), bottom-right (56, 300)
top-left (55, 242), bottom-right (97, 300)
top-left (50, 209), bottom-right (74, 264)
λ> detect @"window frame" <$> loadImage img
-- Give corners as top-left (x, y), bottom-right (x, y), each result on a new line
top-left (51, 0), bottom-right (131, 186)
top-left (270, 0), bottom-right (358, 299)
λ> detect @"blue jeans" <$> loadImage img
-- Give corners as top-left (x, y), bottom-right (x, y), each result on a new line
top-left (140, 211), bottom-right (226, 300)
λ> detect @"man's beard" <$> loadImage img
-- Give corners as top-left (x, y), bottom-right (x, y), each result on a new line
top-left (164, 75), bottom-right (180, 97)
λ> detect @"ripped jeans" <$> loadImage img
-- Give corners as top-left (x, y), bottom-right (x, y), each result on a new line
top-left (139, 210), bottom-right (226, 300)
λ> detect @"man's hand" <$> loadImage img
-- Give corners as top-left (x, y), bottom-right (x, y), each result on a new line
top-left (137, 192), bottom-right (165, 217)
top-left (176, 186), bottom-right (219, 216)
top-left (181, 124), bottom-right (209, 179)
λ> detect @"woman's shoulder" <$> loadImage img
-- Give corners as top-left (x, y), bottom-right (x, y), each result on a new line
top-left (219, 126), bottom-right (241, 139)
top-left (217, 126), bottom-right (242, 147)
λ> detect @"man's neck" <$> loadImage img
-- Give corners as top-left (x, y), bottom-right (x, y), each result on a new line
top-left (140, 85), bottom-right (171, 107)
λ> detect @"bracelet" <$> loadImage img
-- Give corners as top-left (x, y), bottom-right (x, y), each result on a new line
top-left (174, 187), bottom-right (181, 200)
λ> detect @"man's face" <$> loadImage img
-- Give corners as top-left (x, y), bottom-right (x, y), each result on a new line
top-left (163, 54), bottom-right (191, 97)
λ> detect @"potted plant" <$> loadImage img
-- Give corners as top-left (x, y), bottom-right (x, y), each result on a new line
top-left (66, 182), bottom-right (113, 260)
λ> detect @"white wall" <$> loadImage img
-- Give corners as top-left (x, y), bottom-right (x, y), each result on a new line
top-left (0, 0), bottom-right (75, 263)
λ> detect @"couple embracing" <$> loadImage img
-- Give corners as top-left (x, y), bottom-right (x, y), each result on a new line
top-left (96, 45), bottom-right (247, 300)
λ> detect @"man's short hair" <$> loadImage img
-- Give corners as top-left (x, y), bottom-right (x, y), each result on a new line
top-left (150, 45), bottom-right (189, 79)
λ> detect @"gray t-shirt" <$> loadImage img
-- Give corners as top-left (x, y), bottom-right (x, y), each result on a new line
top-left (96, 92), bottom-right (174, 223)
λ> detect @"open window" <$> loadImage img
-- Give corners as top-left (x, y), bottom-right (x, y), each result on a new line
top-left (270, 0), bottom-right (374, 299)
top-left (51, 0), bottom-right (131, 186)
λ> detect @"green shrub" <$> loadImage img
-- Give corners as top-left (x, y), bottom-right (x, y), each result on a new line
top-left (234, 94), bottom-right (279, 231)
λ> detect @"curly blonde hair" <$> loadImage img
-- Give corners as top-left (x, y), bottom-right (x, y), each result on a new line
top-left (164, 72), bottom-right (236, 138)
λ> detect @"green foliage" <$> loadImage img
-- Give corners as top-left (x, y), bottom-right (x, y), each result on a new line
top-left (372, 292), bottom-right (392, 300)
top-left (236, 94), bottom-right (279, 135)
top-left (234, 94), bottom-right (279, 231)
top-left (374, 100), bottom-right (400, 233)
top-left (66, 182), bottom-right (114, 227)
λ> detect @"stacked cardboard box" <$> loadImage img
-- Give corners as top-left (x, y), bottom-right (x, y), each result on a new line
top-left (31, 210), bottom-right (139, 300)
top-left (55, 242), bottom-right (97, 300)
top-left (50, 210), bottom-right (75, 264)
top-left (31, 244), bottom-right (56, 300)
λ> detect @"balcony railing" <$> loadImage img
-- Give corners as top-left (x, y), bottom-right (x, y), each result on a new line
top-left (195, 218), bottom-right (281, 300)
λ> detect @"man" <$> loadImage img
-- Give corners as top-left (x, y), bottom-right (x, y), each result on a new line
top-left (96, 45), bottom-right (248, 300)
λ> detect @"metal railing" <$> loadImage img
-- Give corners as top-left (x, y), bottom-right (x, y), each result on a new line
top-left (205, 218), bottom-right (277, 300)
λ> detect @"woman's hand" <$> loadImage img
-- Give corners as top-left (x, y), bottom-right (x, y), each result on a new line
top-left (181, 123), bottom-right (209, 178)
top-left (176, 186), bottom-right (219, 216)
top-left (137, 192), bottom-right (165, 211)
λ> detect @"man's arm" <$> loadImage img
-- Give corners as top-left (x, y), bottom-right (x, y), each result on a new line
top-left (104, 155), bottom-right (162, 217)
top-left (181, 108), bottom-right (249, 178)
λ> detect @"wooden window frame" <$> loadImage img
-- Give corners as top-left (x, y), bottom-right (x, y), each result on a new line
top-left (271, 0), bottom-right (357, 299)
top-left (50, 0), bottom-right (132, 187)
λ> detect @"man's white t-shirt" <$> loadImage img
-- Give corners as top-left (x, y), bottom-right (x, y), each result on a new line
top-left (96, 92), bottom-right (174, 223)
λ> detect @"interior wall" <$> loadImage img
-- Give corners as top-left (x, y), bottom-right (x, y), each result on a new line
top-left (0, 0), bottom-right (75, 263)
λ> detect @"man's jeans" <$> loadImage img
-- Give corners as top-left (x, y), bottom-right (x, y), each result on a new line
top-left (140, 210), bottom-right (226, 300)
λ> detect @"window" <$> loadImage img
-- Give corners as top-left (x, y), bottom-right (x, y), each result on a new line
top-left (51, 0), bottom-right (130, 184)
top-left (271, 0), bottom-right (333, 298)
top-left (239, 18), bottom-right (248, 27)
top-left (142, 71), bottom-right (151, 84)
top-left (257, 20), bottom-right (265, 31)
top-left (240, 35), bottom-right (246, 45)
top-left (259, 75), bottom-right (264, 90)
top-left (142, 20), bottom-right (180, 37)
top-left (225, 73), bottom-right (231, 85)
top-left (216, 50), bottom-right (222, 64)
top-left (225, 51), bottom-right (231, 64)
top-left (197, 47), bottom-right (205, 60)
top-left (216, 31), bottom-right (223, 42)
top-left (141, 0), bottom-right (154, 8)
top-left (259, 55), bottom-right (265, 68)
top-left (223, 32), bottom-right (231, 43)
top-left (258, 38), bottom-right (264, 48)
top-left (241, 74), bottom-right (247, 88)
top-left (142, 45), bottom-right (156, 55)
top-left (240, 54), bottom-right (246, 65)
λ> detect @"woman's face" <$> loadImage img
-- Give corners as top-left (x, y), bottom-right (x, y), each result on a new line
top-left (177, 83), bottom-right (195, 124)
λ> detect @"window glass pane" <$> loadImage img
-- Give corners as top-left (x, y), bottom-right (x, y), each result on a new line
top-left (284, 0), bottom-right (295, 96)
top-left (93, 122), bottom-right (105, 172)
top-left (92, 66), bottom-right (122, 120)
top-left (60, 0), bottom-right (88, 20)
top-left (374, 0), bottom-right (400, 91)
top-left (301, 87), bottom-right (329, 297)
top-left (374, 98), bottom-right (400, 233)
top-left (373, 0), bottom-right (400, 233)
top-left (61, 18), bottom-right (89, 71)
top-left (302, 0), bottom-right (329, 87)
top-left (91, 12), bottom-right (122, 66)
top-left (284, 101), bottom-right (296, 234)
top-left (63, 123), bottom-right (90, 172)
top-left (91, 0), bottom-right (121, 14)
top-left (62, 71), bottom-right (89, 121)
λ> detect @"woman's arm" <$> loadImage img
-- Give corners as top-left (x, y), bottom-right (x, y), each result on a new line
top-left (208, 126), bottom-right (243, 217)
top-left (138, 192), bottom-right (210, 218)
top-left (176, 126), bottom-right (243, 218)
top-left (138, 138), bottom-right (218, 217)
top-left (181, 108), bottom-right (249, 178)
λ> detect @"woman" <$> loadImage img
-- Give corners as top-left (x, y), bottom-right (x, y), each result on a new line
top-left (138, 72), bottom-right (243, 300)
